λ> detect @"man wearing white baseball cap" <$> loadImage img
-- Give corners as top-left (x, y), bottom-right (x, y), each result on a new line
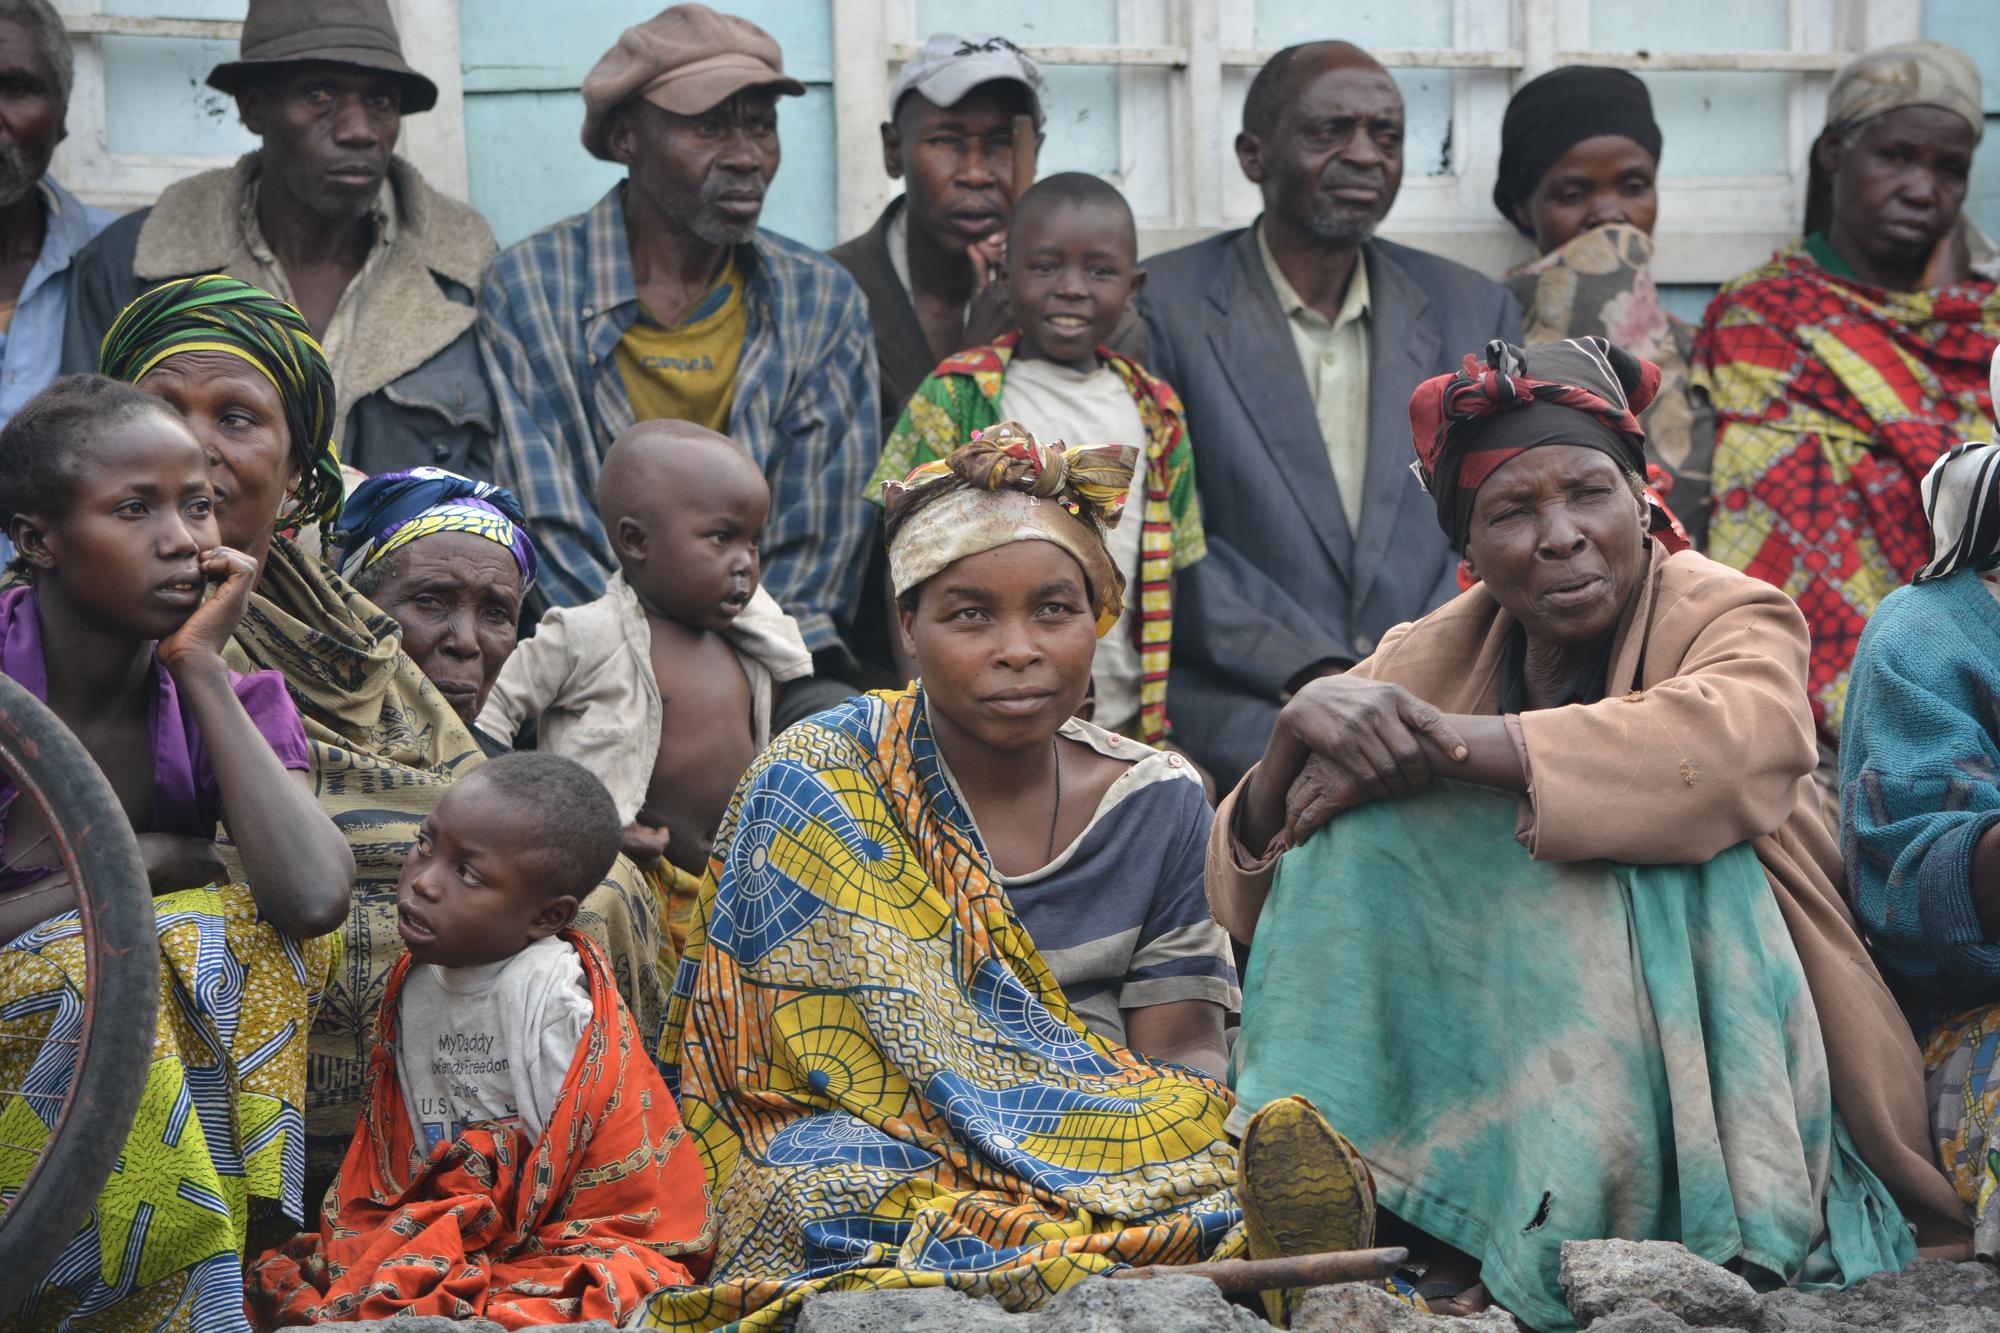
top-left (831, 34), bottom-right (1144, 686)
top-left (831, 34), bottom-right (1053, 441)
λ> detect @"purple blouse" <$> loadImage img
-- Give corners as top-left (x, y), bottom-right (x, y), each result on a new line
top-left (0, 583), bottom-right (310, 891)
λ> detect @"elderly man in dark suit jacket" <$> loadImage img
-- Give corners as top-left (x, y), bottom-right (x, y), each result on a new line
top-left (1141, 40), bottom-right (1522, 787)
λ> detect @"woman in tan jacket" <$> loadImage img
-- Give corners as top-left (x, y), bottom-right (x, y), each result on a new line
top-left (1213, 338), bottom-right (1964, 1329)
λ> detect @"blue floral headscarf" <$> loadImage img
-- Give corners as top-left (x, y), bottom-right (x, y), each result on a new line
top-left (325, 467), bottom-right (537, 591)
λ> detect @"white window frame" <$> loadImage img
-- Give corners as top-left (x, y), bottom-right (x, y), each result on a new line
top-left (49, 1), bottom-right (468, 214)
top-left (829, 0), bottom-right (1926, 283)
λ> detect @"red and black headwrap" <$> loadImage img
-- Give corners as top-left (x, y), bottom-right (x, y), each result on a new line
top-left (1409, 336), bottom-right (1662, 550)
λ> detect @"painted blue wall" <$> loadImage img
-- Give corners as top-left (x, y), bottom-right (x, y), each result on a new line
top-left (1925, 0), bottom-right (2000, 238)
top-left (80, 1), bottom-right (2000, 274)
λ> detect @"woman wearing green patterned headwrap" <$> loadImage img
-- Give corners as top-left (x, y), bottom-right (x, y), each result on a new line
top-left (100, 274), bottom-right (344, 551)
top-left (100, 276), bottom-right (669, 1184)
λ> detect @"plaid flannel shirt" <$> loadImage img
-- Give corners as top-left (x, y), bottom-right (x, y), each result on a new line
top-left (476, 184), bottom-right (880, 650)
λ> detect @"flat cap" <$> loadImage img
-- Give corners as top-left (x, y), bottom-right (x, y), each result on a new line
top-left (581, 4), bottom-right (805, 161)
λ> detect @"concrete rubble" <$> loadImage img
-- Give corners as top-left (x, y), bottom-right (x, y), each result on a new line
top-left (372, 1242), bottom-right (2000, 1330)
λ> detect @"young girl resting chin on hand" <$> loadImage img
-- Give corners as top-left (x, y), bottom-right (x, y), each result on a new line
top-left (0, 373), bottom-right (353, 1328)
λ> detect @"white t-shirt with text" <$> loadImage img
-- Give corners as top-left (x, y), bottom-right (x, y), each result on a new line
top-left (395, 935), bottom-right (593, 1151)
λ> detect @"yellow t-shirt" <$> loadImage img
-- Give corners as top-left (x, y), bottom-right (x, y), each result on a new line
top-left (614, 255), bottom-right (746, 432)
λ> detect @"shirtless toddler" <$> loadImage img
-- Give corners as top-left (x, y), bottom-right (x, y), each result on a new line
top-left (478, 421), bottom-right (812, 951)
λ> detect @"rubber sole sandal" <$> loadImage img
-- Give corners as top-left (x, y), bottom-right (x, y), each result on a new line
top-left (1238, 1094), bottom-right (1377, 1327)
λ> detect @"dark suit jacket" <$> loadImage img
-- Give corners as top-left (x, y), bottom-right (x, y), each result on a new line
top-left (1139, 224), bottom-right (1522, 786)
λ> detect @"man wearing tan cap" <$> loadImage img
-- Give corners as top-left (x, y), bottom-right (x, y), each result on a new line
top-left (480, 3), bottom-right (878, 729)
top-left (61, 0), bottom-right (497, 478)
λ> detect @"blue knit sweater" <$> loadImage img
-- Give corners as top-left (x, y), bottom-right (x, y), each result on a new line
top-left (1841, 566), bottom-right (2000, 1023)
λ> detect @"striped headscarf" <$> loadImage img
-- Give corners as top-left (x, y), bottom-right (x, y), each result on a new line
top-left (883, 420), bottom-right (1137, 636)
top-left (1410, 336), bottom-right (1661, 550)
top-left (98, 275), bottom-right (343, 527)
top-left (1915, 348), bottom-right (2000, 583)
top-left (326, 467), bottom-right (538, 591)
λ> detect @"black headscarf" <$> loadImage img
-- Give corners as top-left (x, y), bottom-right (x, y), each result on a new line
top-left (1493, 66), bottom-right (1662, 233)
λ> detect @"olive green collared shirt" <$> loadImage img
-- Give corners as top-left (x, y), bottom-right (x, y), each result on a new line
top-left (1257, 223), bottom-right (1372, 531)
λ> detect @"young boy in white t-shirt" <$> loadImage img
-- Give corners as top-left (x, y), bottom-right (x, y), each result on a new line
top-left (250, 752), bottom-right (712, 1325)
top-left (391, 751), bottom-right (622, 1148)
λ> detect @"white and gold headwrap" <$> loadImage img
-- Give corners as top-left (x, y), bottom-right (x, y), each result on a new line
top-left (883, 422), bottom-right (1137, 637)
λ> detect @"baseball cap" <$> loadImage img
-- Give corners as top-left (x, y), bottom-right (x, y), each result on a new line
top-left (889, 34), bottom-right (1046, 127)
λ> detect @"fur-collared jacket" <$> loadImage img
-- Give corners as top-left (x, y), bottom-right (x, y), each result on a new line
top-left (62, 153), bottom-right (498, 478)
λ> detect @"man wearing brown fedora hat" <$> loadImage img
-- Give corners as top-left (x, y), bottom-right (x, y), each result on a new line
top-left (480, 4), bottom-right (879, 725)
top-left (60, 0), bottom-right (499, 480)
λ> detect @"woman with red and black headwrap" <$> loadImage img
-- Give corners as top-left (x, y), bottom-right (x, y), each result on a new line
top-left (1204, 337), bottom-right (1964, 1327)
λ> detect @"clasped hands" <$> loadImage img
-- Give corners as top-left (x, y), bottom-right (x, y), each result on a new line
top-left (1265, 675), bottom-right (1473, 846)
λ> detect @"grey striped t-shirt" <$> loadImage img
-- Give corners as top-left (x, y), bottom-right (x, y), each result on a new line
top-left (980, 719), bottom-right (1240, 1046)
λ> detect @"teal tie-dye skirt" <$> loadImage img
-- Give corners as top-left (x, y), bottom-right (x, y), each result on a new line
top-left (1232, 783), bottom-right (1913, 1331)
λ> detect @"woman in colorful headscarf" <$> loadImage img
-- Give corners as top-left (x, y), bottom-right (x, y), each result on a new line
top-left (97, 275), bottom-right (666, 1185)
top-left (1205, 337), bottom-right (1961, 1327)
top-left (1494, 64), bottom-right (1716, 547)
top-left (327, 467), bottom-right (537, 754)
top-left (646, 421), bottom-right (1241, 1328)
top-left (1695, 40), bottom-right (1998, 785)
top-left (1841, 349), bottom-right (2000, 1261)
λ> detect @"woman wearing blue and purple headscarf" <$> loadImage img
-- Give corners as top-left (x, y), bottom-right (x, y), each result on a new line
top-left (327, 467), bottom-right (537, 752)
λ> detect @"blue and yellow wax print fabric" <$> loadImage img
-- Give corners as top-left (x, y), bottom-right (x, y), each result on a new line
top-left (1922, 1003), bottom-right (2000, 1260)
top-left (646, 686), bottom-right (1240, 1331)
top-left (0, 883), bottom-right (334, 1332)
top-left (1234, 783), bottom-right (1913, 1333)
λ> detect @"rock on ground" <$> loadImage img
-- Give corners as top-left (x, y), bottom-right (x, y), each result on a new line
top-left (1558, 1240), bottom-right (2000, 1333)
top-left (796, 1286), bottom-right (1023, 1333)
top-left (407, 1252), bottom-right (2000, 1331)
top-left (1561, 1239), bottom-right (1761, 1328)
top-left (795, 1272), bottom-right (1266, 1332)
top-left (1292, 1281), bottom-right (1518, 1330)
top-left (1754, 1257), bottom-right (2000, 1333)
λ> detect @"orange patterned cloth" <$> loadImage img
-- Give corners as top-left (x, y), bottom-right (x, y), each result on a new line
top-left (246, 932), bottom-right (712, 1329)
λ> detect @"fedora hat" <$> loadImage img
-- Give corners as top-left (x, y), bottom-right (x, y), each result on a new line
top-left (207, 0), bottom-right (438, 115)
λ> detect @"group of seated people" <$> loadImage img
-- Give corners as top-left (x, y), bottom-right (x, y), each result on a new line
top-left (0, 0), bottom-right (1998, 1329)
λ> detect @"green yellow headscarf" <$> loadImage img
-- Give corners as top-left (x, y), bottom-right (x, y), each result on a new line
top-left (99, 274), bottom-right (344, 527)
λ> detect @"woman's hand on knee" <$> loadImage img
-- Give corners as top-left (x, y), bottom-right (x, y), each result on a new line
top-left (1241, 678), bottom-right (1467, 853)
top-left (1278, 676), bottom-right (1466, 802)
top-left (1283, 753), bottom-right (1370, 844)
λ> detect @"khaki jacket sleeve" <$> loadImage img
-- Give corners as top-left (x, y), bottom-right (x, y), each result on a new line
top-left (476, 609), bottom-right (578, 741)
top-left (1516, 573), bottom-right (1817, 864)
top-left (1205, 775), bottom-right (1281, 942)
